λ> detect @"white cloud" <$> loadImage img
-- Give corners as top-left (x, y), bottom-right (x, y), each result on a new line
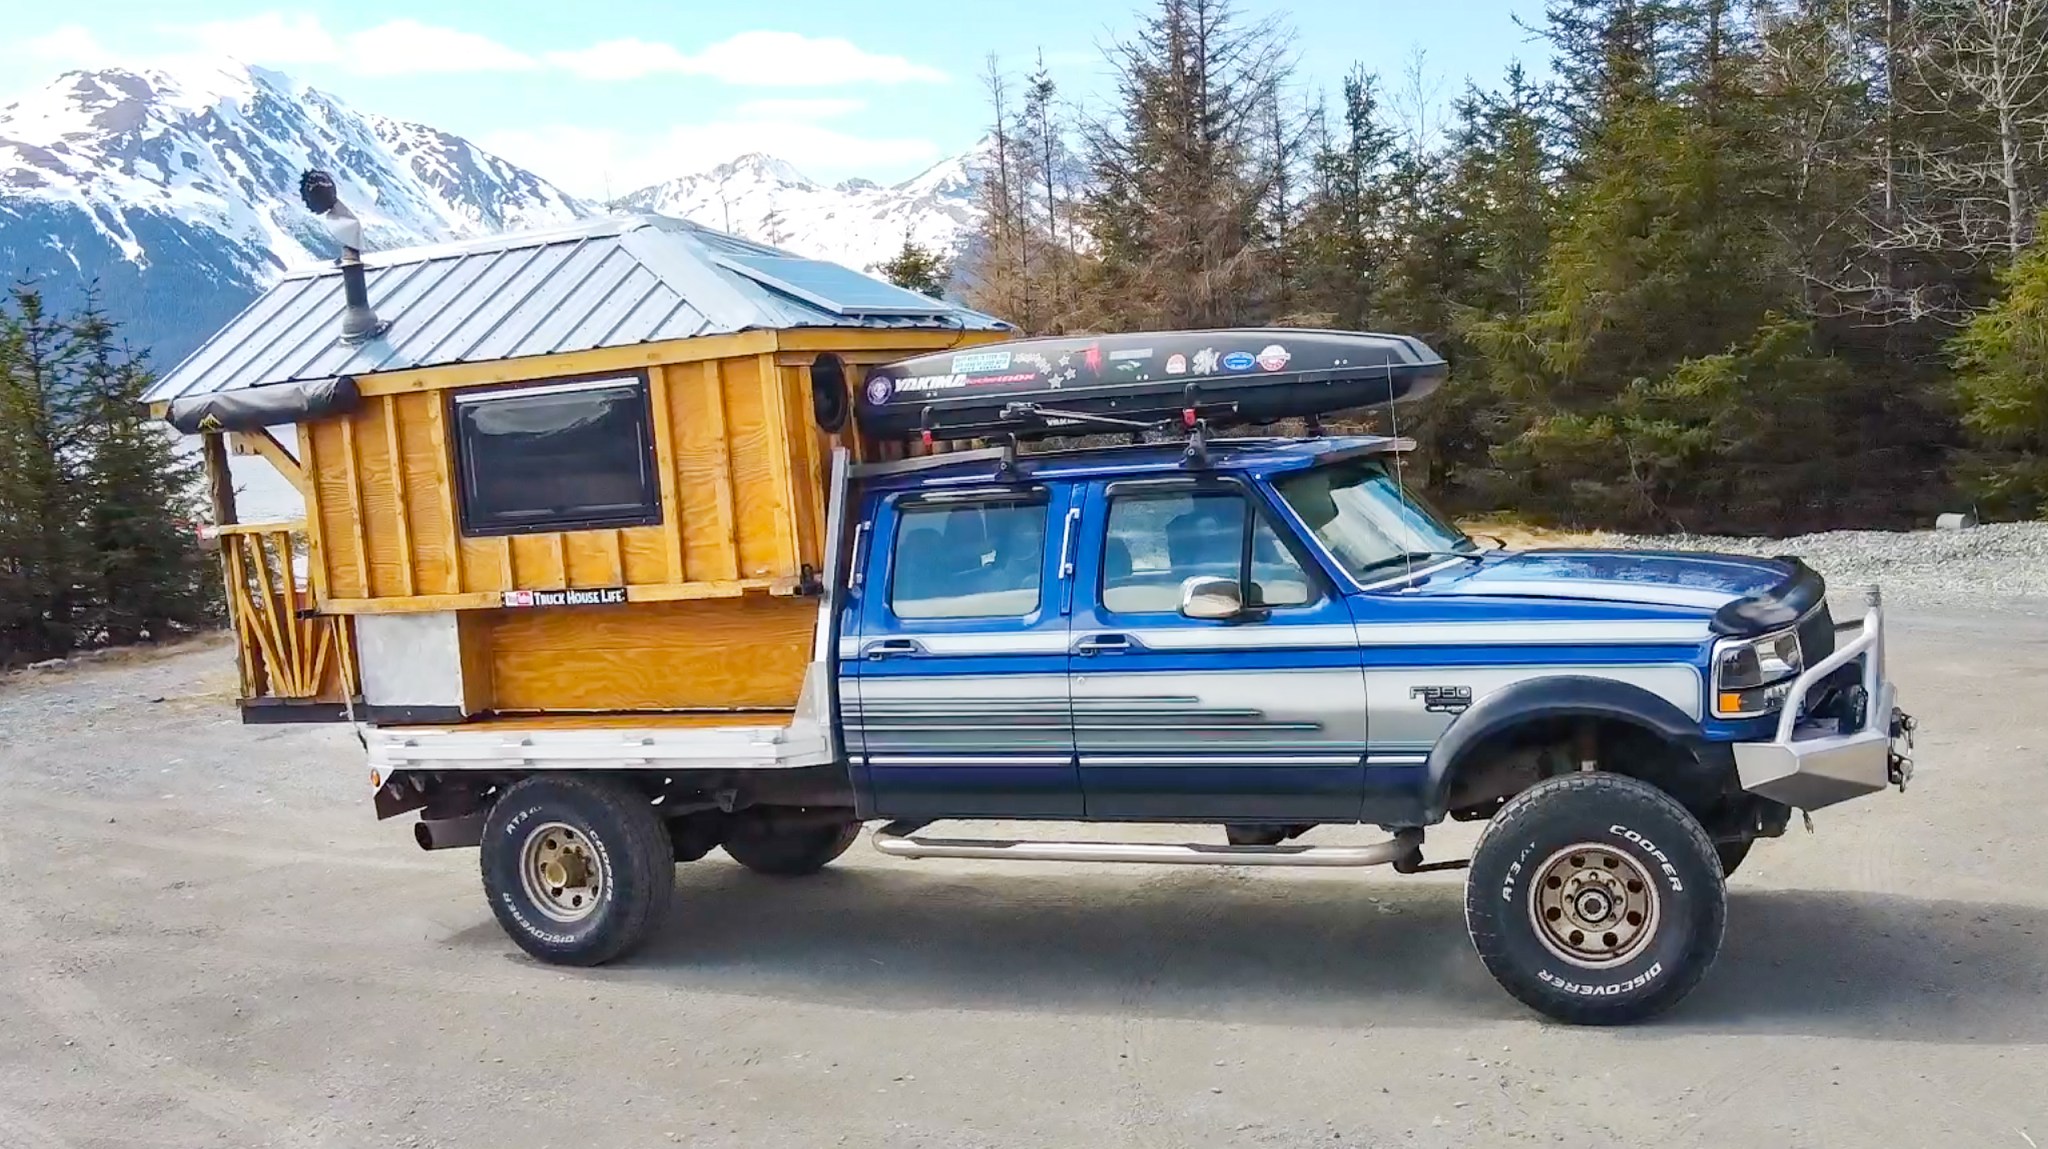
top-left (479, 119), bottom-right (943, 201)
top-left (185, 12), bottom-right (339, 65)
top-left (731, 97), bottom-right (866, 120)
top-left (176, 12), bottom-right (535, 75)
top-left (546, 30), bottom-right (947, 86)
top-left (345, 20), bottom-right (538, 75)
top-left (21, 24), bottom-right (115, 68)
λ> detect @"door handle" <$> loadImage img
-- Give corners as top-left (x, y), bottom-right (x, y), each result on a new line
top-left (863, 639), bottom-right (923, 660)
top-left (1075, 634), bottom-right (1135, 655)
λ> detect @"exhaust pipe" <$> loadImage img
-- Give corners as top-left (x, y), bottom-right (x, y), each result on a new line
top-left (298, 169), bottom-right (388, 344)
top-left (414, 814), bottom-right (484, 851)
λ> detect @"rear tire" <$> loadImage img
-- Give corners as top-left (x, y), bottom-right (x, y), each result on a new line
top-left (1465, 772), bottom-right (1726, 1025)
top-left (479, 775), bottom-right (674, 966)
top-left (722, 810), bottom-right (861, 877)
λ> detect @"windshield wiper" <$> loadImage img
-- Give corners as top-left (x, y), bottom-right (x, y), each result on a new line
top-left (1354, 549), bottom-right (1485, 577)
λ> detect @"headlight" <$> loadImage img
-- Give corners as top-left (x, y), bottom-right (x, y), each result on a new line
top-left (1712, 627), bottom-right (1803, 717)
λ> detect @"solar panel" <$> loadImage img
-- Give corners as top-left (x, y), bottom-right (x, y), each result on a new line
top-left (715, 254), bottom-right (955, 317)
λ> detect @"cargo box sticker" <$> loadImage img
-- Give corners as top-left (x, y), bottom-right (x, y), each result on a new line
top-left (1257, 344), bottom-right (1291, 372)
top-left (1165, 353), bottom-right (1187, 375)
top-left (1191, 347), bottom-right (1221, 375)
top-left (1221, 350), bottom-right (1257, 372)
top-left (951, 350), bottom-right (1013, 374)
top-left (502, 587), bottom-right (628, 608)
top-left (865, 375), bottom-right (894, 404)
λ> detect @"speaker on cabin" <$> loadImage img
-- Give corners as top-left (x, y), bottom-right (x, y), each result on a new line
top-left (810, 353), bottom-right (850, 433)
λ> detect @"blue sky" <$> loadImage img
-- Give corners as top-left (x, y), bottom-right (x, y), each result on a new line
top-left (5, 0), bottom-right (1548, 198)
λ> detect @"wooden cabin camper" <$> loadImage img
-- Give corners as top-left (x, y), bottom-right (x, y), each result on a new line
top-left (146, 214), bottom-right (1011, 725)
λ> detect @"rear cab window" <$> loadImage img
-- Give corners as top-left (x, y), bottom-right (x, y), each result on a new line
top-left (889, 495), bottom-right (1049, 620)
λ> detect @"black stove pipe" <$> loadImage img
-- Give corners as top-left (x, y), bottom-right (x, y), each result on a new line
top-left (299, 169), bottom-right (387, 344)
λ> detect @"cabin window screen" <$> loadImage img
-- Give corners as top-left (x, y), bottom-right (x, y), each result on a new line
top-left (453, 376), bottom-right (661, 536)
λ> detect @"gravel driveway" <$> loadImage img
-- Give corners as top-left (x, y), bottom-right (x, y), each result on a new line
top-left (2, 591), bottom-right (2045, 1147)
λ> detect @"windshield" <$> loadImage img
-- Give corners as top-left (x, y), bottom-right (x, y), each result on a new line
top-left (1273, 459), bottom-right (1474, 581)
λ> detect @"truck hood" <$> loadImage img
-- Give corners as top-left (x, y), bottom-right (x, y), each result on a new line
top-left (1410, 549), bottom-right (1793, 612)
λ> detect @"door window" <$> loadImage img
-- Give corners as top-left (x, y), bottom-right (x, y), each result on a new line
top-left (1101, 491), bottom-right (1313, 614)
top-left (889, 497), bottom-right (1048, 619)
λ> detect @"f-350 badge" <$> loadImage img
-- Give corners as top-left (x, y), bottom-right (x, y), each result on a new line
top-left (1410, 685), bottom-right (1473, 714)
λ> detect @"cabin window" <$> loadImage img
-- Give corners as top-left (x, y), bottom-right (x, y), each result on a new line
top-left (453, 376), bottom-right (661, 536)
top-left (889, 497), bottom-right (1048, 619)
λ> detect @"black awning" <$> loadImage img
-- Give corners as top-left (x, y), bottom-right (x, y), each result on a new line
top-left (167, 375), bottom-right (361, 434)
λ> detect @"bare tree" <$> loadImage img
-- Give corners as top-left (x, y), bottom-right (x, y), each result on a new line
top-left (1894, 0), bottom-right (2048, 263)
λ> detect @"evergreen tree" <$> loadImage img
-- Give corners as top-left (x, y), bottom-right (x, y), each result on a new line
top-left (0, 288), bottom-right (88, 660)
top-left (879, 233), bottom-right (951, 299)
top-left (1078, 0), bottom-right (1296, 329)
top-left (1294, 67), bottom-right (1398, 329)
top-left (1954, 229), bottom-right (2048, 515)
top-left (70, 308), bottom-right (211, 644)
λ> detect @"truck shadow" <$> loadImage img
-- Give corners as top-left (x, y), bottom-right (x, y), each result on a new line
top-left (547, 862), bottom-right (2048, 1042)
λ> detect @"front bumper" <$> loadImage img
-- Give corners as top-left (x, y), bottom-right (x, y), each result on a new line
top-left (1732, 589), bottom-right (1914, 810)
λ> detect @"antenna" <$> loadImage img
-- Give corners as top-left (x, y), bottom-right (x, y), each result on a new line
top-left (1384, 365), bottom-right (1415, 589)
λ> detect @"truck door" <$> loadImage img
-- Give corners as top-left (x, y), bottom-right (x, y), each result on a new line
top-left (1068, 477), bottom-right (1369, 820)
top-left (846, 482), bottom-right (1082, 818)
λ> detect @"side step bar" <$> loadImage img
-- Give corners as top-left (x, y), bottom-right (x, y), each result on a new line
top-left (871, 822), bottom-right (1423, 868)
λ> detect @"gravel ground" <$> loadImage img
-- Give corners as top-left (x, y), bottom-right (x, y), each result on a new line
top-left (2, 607), bottom-right (2046, 1148)
top-left (1614, 520), bottom-right (2048, 605)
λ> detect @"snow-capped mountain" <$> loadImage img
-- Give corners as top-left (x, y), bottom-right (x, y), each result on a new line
top-left (0, 60), bottom-right (594, 367)
top-left (616, 147), bottom-right (986, 276)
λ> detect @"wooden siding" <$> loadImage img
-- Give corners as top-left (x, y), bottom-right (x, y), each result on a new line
top-left (305, 348), bottom-right (864, 604)
top-left (242, 328), bottom-right (1006, 714)
top-left (484, 596), bottom-right (817, 712)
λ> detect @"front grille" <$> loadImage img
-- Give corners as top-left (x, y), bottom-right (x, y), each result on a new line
top-left (1798, 602), bottom-right (1836, 663)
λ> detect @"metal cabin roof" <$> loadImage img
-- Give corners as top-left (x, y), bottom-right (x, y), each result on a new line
top-left (144, 214), bottom-right (1012, 405)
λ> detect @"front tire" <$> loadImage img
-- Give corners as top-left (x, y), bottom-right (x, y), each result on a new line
top-left (722, 809), bottom-right (861, 876)
top-left (1465, 772), bottom-right (1726, 1025)
top-left (479, 775), bottom-right (675, 966)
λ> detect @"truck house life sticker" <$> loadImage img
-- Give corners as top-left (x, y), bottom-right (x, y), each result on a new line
top-left (501, 587), bottom-right (629, 608)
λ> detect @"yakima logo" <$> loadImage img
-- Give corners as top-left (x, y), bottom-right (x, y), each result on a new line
top-left (891, 374), bottom-right (971, 394)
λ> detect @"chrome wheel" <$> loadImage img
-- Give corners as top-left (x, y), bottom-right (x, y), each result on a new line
top-left (1527, 842), bottom-right (1660, 969)
top-left (519, 821), bottom-right (605, 923)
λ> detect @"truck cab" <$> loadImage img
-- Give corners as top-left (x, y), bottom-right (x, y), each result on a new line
top-left (842, 434), bottom-right (1878, 839)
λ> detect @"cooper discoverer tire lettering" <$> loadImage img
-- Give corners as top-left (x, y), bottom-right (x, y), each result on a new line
top-left (479, 775), bottom-right (675, 966)
top-left (1464, 772), bottom-right (1726, 1025)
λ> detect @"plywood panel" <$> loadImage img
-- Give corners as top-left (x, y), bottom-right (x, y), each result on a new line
top-left (353, 401), bottom-right (410, 598)
top-left (401, 392), bottom-right (461, 595)
top-left (564, 531), bottom-right (623, 587)
top-left (781, 363), bottom-right (828, 571)
top-left (723, 357), bottom-right (790, 579)
top-left (619, 525), bottom-right (669, 584)
top-left (308, 420), bottom-right (368, 598)
top-left (508, 534), bottom-right (564, 589)
top-left (673, 359), bottom-right (740, 582)
top-left (486, 595), bottom-right (815, 711)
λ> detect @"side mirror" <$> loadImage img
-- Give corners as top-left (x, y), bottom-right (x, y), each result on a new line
top-left (1179, 576), bottom-right (1243, 620)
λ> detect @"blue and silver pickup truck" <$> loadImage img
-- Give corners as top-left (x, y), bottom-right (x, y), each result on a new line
top-left (369, 328), bottom-right (1914, 1025)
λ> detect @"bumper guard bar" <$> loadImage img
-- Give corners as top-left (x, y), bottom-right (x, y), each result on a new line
top-left (1732, 587), bottom-right (1914, 810)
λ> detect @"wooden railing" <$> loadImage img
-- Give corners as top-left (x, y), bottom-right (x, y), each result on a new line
top-left (217, 522), bottom-right (356, 706)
